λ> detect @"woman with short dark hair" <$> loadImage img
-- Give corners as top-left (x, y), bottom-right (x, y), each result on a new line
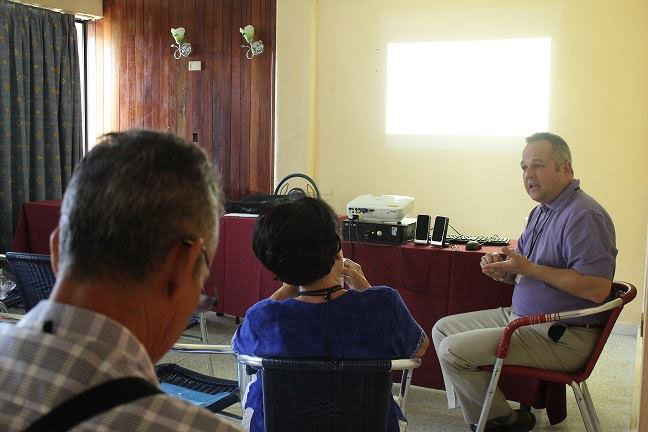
top-left (232, 197), bottom-right (429, 432)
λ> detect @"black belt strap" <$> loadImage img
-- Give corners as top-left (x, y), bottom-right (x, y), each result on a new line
top-left (24, 377), bottom-right (162, 432)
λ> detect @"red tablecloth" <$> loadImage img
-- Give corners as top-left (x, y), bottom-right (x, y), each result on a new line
top-left (12, 200), bottom-right (62, 254)
top-left (10, 204), bottom-right (566, 423)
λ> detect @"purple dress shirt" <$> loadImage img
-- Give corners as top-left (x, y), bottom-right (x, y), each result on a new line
top-left (512, 179), bottom-right (617, 325)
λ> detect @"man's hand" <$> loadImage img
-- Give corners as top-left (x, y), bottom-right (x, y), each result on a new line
top-left (482, 247), bottom-right (533, 276)
top-left (480, 252), bottom-right (507, 281)
top-left (342, 258), bottom-right (371, 291)
top-left (484, 247), bottom-right (612, 303)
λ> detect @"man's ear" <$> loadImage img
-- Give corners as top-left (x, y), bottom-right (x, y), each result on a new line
top-left (49, 227), bottom-right (60, 276)
top-left (563, 160), bottom-right (573, 175)
top-left (159, 240), bottom-right (202, 298)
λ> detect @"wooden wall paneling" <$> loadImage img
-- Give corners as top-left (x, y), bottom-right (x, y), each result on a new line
top-left (211, 0), bottom-right (222, 167)
top-left (182, 0), bottom-right (194, 144)
top-left (221, 0), bottom-right (233, 197)
top-left (229, 0), bottom-right (242, 200)
top-left (159, 0), bottom-right (169, 132)
top-left (166, 1), bottom-right (177, 134)
top-left (116, 0), bottom-right (128, 130)
top-left (190, 0), bottom-right (203, 148)
top-left (258, 0), bottom-right (275, 191)
top-left (126, 0), bottom-right (137, 128)
top-left (142, 0), bottom-right (153, 129)
top-left (175, 2), bottom-right (188, 141)
top-left (212, 0), bottom-right (227, 182)
top-left (95, 0), bottom-right (275, 200)
top-left (249, 0), bottom-right (261, 193)
top-left (202, 0), bottom-right (214, 160)
top-left (134, 0), bottom-right (143, 128)
top-left (239, 0), bottom-right (252, 199)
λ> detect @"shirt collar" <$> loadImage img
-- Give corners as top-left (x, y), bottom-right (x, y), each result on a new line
top-left (545, 179), bottom-right (580, 212)
top-left (17, 300), bottom-right (157, 381)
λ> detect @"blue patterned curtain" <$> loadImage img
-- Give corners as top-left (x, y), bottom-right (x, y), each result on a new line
top-left (0, 0), bottom-right (82, 252)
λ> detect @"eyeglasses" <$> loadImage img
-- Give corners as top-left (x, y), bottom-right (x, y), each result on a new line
top-left (184, 239), bottom-right (218, 312)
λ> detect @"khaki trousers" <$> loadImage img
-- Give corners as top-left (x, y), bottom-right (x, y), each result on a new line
top-left (431, 307), bottom-right (600, 424)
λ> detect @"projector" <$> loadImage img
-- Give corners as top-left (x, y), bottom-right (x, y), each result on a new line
top-left (346, 194), bottom-right (414, 223)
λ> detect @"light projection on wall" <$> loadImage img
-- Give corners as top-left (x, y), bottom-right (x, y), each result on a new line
top-left (385, 37), bottom-right (551, 150)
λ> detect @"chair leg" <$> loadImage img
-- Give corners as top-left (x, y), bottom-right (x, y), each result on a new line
top-left (476, 358), bottom-right (504, 432)
top-left (398, 368), bottom-right (414, 416)
top-left (198, 312), bottom-right (214, 376)
top-left (571, 381), bottom-right (595, 432)
top-left (581, 380), bottom-right (602, 432)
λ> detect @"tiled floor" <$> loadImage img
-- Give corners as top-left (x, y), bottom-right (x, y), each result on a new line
top-left (159, 313), bottom-right (637, 432)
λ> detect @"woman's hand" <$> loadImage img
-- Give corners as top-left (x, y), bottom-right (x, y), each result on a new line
top-left (342, 258), bottom-right (371, 291)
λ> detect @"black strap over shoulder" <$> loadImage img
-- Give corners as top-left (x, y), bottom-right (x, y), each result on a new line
top-left (24, 377), bottom-right (162, 432)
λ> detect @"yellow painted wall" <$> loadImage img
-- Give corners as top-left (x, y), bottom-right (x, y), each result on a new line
top-left (277, 0), bottom-right (648, 323)
top-left (12, 0), bottom-right (102, 18)
top-left (274, 0), bottom-right (318, 182)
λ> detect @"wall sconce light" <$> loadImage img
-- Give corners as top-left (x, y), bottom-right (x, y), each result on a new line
top-left (240, 25), bottom-right (264, 60)
top-left (171, 27), bottom-right (192, 59)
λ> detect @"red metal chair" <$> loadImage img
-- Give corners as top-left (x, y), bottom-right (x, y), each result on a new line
top-left (476, 281), bottom-right (636, 432)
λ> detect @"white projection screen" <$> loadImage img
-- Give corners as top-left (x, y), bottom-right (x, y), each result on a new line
top-left (381, 5), bottom-right (562, 150)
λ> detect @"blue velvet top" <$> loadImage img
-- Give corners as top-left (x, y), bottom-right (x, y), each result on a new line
top-left (232, 286), bottom-right (426, 432)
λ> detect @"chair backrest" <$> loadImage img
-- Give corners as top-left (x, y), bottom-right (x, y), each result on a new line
top-left (259, 358), bottom-right (393, 432)
top-left (5, 252), bottom-right (56, 311)
top-left (575, 281), bottom-right (636, 382)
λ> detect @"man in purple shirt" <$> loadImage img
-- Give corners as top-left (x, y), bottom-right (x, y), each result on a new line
top-left (432, 132), bottom-right (617, 432)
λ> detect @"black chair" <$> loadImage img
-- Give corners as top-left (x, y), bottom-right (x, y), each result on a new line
top-left (3, 253), bottom-right (210, 354)
top-left (240, 355), bottom-right (420, 432)
top-left (267, 359), bottom-right (386, 431)
top-left (0, 254), bottom-right (22, 310)
top-left (155, 362), bottom-right (239, 415)
top-left (159, 343), bottom-right (243, 421)
top-left (168, 343), bottom-right (420, 432)
top-left (5, 252), bottom-right (56, 311)
top-left (1, 288), bottom-right (23, 309)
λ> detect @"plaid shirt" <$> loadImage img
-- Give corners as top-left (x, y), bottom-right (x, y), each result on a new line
top-left (0, 300), bottom-right (240, 432)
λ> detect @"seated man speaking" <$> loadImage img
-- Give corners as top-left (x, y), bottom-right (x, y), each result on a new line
top-left (0, 130), bottom-right (239, 431)
top-left (432, 132), bottom-right (617, 432)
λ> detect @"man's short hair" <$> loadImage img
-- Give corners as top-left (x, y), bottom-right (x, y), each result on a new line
top-left (525, 132), bottom-right (573, 172)
top-left (58, 129), bottom-right (222, 283)
top-left (252, 197), bottom-right (341, 286)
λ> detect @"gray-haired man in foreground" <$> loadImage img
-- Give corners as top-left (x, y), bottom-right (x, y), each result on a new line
top-left (0, 130), bottom-right (240, 431)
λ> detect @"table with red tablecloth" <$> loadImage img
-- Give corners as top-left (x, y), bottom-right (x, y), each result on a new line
top-left (208, 214), bottom-right (567, 424)
top-left (11, 200), bottom-right (62, 254)
top-left (10, 203), bottom-right (566, 423)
